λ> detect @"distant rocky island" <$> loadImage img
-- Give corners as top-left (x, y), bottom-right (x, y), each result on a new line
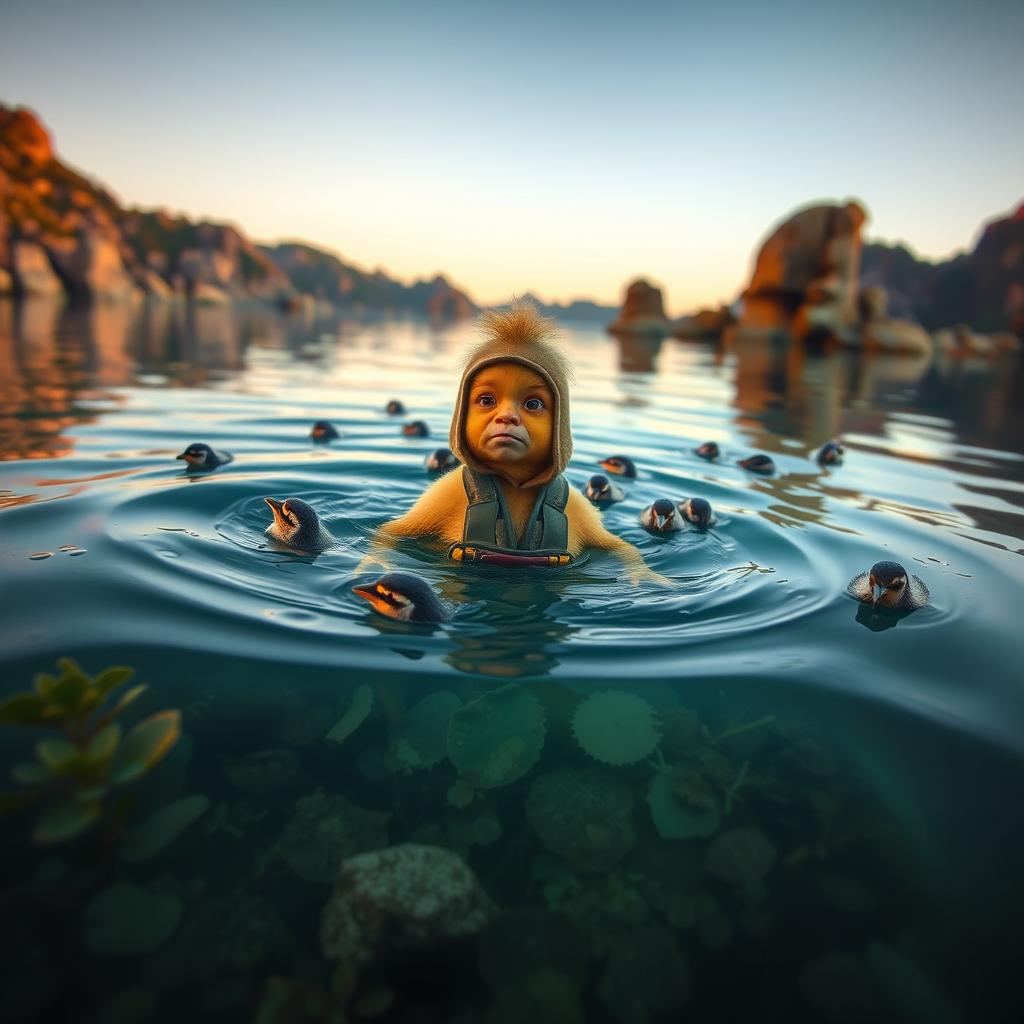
top-left (1, 103), bottom-right (1020, 354)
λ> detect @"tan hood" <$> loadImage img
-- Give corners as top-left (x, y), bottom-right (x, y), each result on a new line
top-left (449, 303), bottom-right (573, 488)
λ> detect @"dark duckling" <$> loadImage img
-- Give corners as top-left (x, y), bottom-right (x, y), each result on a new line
top-left (847, 560), bottom-right (929, 611)
top-left (403, 420), bottom-right (430, 438)
top-left (584, 474), bottom-right (625, 504)
top-left (738, 454), bottom-right (776, 474)
top-left (310, 420), bottom-right (341, 441)
top-left (640, 498), bottom-right (682, 533)
top-left (425, 447), bottom-right (459, 472)
top-left (817, 440), bottom-right (844, 466)
top-left (599, 455), bottom-right (638, 478)
top-left (264, 497), bottom-right (335, 553)
top-left (352, 572), bottom-right (450, 623)
top-left (386, 399), bottom-right (406, 416)
top-left (176, 443), bottom-right (233, 471)
top-left (679, 496), bottom-right (714, 529)
top-left (694, 441), bottom-right (720, 461)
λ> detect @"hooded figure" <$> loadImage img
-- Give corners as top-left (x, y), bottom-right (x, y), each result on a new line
top-left (367, 302), bottom-right (668, 582)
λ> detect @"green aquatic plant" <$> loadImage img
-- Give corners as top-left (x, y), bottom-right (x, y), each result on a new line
top-left (0, 657), bottom-right (181, 844)
top-left (570, 690), bottom-right (661, 766)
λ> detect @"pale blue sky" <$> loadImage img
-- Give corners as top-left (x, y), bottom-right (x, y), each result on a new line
top-left (2, 0), bottom-right (1021, 311)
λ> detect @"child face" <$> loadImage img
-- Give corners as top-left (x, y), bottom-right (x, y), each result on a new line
top-left (465, 361), bottom-right (554, 483)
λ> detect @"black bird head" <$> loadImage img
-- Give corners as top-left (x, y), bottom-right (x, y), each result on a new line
top-left (681, 497), bottom-right (713, 529)
top-left (817, 441), bottom-right (844, 466)
top-left (646, 498), bottom-right (678, 532)
top-left (425, 447), bottom-right (459, 472)
top-left (867, 560), bottom-right (908, 606)
top-left (310, 420), bottom-right (340, 441)
top-left (599, 455), bottom-right (637, 478)
top-left (695, 441), bottom-right (720, 460)
top-left (386, 400), bottom-right (406, 415)
top-left (352, 572), bottom-right (449, 623)
top-left (176, 443), bottom-right (216, 466)
top-left (264, 496), bottom-right (322, 546)
top-left (585, 474), bottom-right (611, 500)
top-left (738, 454), bottom-right (775, 474)
top-left (403, 420), bottom-right (430, 438)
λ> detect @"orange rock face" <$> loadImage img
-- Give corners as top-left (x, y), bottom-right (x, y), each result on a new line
top-left (607, 278), bottom-right (671, 335)
top-left (740, 200), bottom-right (867, 340)
top-left (0, 107), bottom-right (53, 169)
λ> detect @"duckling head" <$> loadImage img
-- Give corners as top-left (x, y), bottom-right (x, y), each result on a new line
top-left (585, 474), bottom-right (612, 500)
top-left (739, 454), bottom-right (776, 474)
top-left (817, 441), bottom-right (844, 466)
top-left (866, 560), bottom-right (912, 606)
top-left (264, 497), bottom-right (330, 551)
top-left (310, 420), bottom-right (340, 441)
top-left (599, 455), bottom-right (637, 478)
top-left (386, 399), bottom-right (406, 416)
top-left (425, 447), bottom-right (459, 472)
top-left (176, 443), bottom-right (217, 468)
top-left (681, 497), bottom-right (713, 529)
top-left (352, 572), bottom-right (449, 623)
top-left (403, 420), bottom-right (430, 438)
top-left (695, 441), bottom-right (720, 461)
top-left (645, 498), bottom-right (679, 532)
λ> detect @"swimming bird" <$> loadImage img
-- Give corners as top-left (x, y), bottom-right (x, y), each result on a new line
top-left (640, 498), bottom-right (683, 533)
top-left (425, 447), bottom-right (459, 472)
top-left (817, 441), bottom-right (844, 466)
top-left (679, 496), bottom-right (714, 529)
top-left (584, 474), bottom-right (625, 504)
top-left (640, 497), bottom-right (714, 532)
top-left (264, 497), bottom-right (335, 552)
top-left (847, 560), bottom-right (929, 611)
top-left (352, 572), bottom-right (450, 623)
top-left (695, 441), bottom-right (720, 461)
top-left (386, 400), bottom-right (406, 415)
top-left (403, 420), bottom-right (430, 438)
top-left (738, 454), bottom-right (776, 474)
top-left (310, 420), bottom-right (340, 441)
top-left (599, 455), bottom-right (638, 478)
top-left (176, 443), bottom-right (233, 470)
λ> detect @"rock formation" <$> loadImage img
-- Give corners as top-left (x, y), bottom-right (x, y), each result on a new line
top-left (861, 202), bottom-right (1024, 336)
top-left (607, 278), bottom-right (672, 335)
top-left (738, 200), bottom-right (867, 341)
top-left (0, 103), bottom-right (476, 314)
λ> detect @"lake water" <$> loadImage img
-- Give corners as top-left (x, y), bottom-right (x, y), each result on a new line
top-left (1, 298), bottom-right (1023, 1023)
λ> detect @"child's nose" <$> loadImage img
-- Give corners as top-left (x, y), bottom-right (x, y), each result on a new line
top-left (494, 400), bottom-right (521, 423)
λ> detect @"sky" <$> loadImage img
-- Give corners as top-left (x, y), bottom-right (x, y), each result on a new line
top-left (2, 0), bottom-right (1022, 312)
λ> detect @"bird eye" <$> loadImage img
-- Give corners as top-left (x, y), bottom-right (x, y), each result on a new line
top-left (524, 397), bottom-right (545, 412)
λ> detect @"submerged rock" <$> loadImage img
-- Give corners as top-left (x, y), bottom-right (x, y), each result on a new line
top-left (526, 768), bottom-right (636, 874)
top-left (597, 924), bottom-right (690, 1022)
top-left (277, 789), bottom-right (389, 884)
top-left (478, 908), bottom-right (590, 991)
top-left (83, 883), bottom-right (181, 958)
top-left (320, 844), bottom-right (494, 967)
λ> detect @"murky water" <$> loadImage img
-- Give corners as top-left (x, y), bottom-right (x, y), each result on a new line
top-left (1, 298), bottom-right (1023, 1023)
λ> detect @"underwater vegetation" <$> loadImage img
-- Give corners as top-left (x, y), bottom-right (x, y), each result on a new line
top-left (0, 658), bottom-right (181, 844)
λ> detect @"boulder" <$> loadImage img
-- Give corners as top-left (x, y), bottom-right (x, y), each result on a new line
top-left (672, 305), bottom-right (735, 340)
top-left (320, 844), bottom-right (494, 967)
top-left (10, 241), bottom-right (63, 297)
top-left (137, 267), bottom-right (173, 298)
top-left (739, 200), bottom-right (867, 341)
top-left (607, 278), bottom-right (672, 335)
top-left (47, 229), bottom-right (136, 300)
top-left (0, 107), bottom-right (53, 170)
top-left (859, 318), bottom-right (932, 355)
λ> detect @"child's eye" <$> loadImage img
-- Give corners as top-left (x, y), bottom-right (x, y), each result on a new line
top-left (524, 397), bottom-right (545, 412)
top-left (476, 394), bottom-right (496, 407)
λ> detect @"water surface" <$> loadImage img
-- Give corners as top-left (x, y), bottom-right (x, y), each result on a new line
top-left (1, 299), bottom-right (1022, 1023)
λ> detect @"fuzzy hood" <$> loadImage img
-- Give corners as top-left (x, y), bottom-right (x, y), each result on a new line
top-left (449, 304), bottom-right (573, 488)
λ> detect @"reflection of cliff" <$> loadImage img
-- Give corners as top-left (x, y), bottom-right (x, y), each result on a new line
top-left (0, 299), bottom-right (100, 460)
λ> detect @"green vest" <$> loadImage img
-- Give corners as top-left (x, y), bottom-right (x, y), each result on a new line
top-left (448, 467), bottom-right (572, 567)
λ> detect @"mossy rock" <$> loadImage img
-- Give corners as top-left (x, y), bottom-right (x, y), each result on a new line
top-left (647, 769), bottom-right (721, 840)
top-left (447, 685), bottom-right (545, 789)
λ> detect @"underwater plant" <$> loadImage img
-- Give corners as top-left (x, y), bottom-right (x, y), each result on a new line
top-left (0, 657), bottom-right (181, 844)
